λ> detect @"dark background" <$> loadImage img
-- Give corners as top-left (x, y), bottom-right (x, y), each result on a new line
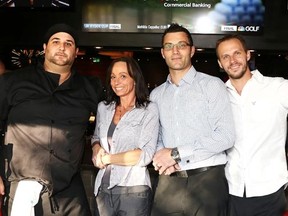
top-left (0, 0), bottom-right (287, 86)
top-left (0, 1), bottom-right (288, 214)
top-left (0, 0), bottom-right (287, 50)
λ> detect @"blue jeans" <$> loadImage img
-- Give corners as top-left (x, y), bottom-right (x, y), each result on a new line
top-left (95, 184), bottom-right (152, 216)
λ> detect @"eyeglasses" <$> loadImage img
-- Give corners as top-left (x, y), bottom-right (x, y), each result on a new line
top-left (163, 41), bottom-right (191, 51)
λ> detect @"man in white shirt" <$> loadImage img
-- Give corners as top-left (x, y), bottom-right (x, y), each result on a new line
top-left (216, 34), bottom-right (288, 216)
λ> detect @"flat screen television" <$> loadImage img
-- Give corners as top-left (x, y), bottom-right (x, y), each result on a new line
top-left (0, 0), bottom-right (72, 9)
top-left (82, 0), bottom-right (265, 35)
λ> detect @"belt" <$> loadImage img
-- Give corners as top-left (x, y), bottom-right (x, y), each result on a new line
top-left (99, 184), bottom-right (150, 194)
top-left (170, 165), bottom-right (223, 178)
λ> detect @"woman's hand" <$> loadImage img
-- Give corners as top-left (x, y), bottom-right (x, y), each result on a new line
top-left (92, 143), bottom-right (108, 169)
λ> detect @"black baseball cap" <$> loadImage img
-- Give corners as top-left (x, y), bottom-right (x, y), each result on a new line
top-left (43, 23), bottom-right (78, 46)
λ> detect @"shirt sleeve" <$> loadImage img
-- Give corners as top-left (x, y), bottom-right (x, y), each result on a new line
top-left (90, 102), bottom-right (102, 146)
top-left (278, 78), bottom-right (288, 110)
top-left (178, 78), bottom-right (235, 163)
top-left (136, 102), bottom-right (159, 167)
top-left (149, 89), bottom-right (164, 151)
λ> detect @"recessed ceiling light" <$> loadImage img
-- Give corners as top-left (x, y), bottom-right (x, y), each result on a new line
top-left (143, 47), bottom-right (153, 50)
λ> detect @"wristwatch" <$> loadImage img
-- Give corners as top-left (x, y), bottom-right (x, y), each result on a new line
top-left (171, 147), bottom-right (181, 163)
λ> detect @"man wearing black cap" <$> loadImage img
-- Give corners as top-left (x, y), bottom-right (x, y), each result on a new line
top-left (0, 23), bottom-right (103, 216)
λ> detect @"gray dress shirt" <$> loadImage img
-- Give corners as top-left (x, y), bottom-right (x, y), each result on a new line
top-left (150, 66), bottom-right (235, 171)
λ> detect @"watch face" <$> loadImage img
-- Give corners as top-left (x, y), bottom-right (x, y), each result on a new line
top-left (171, 148), bottom-right (181, 163)
top-left (172, 149), bottom-right (177, 157)
top-left (171, 148), bottom-right (179, 157)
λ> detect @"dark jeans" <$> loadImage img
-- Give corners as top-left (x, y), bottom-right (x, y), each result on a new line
top-left (95, 184), bottom-right (152, 216)
top-left (151, 165), bottom-right (229, 216)
top-left (228, 186), bottom-right (287, 216)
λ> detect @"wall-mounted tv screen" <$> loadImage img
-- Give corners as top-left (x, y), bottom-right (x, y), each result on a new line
top-left (0, 0), bottom-right (72, 8)
top-left (82, 0), bottom-right (265, 35)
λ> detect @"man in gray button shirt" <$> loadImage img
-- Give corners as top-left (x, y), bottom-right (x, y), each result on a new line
top-left (150, 23), bottom-right (235, 216)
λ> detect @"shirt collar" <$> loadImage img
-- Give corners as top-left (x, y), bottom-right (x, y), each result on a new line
top-left (166, 66), bottom-right (197, 86)
top-left (225, 69), bottom-right (262, 90)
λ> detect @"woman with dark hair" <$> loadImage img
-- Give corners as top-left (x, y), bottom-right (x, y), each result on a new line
top-left (91, 57), bottom-right (159, 216)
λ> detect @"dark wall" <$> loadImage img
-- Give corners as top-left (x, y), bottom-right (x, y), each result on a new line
top-left (0, 0), bottom-right (288, 51)
top-left (0, 3), bottom-right (81, 49)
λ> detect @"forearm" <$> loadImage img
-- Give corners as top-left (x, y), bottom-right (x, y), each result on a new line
top-left (91, 141), bottom-right (101, 153)
top-left (102, 149), bottom-right (142, 166)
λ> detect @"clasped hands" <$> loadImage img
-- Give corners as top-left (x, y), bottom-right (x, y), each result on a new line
top-left (91, 145), bottom-right (181, 175)
top-left (152, 148), bottom-right (181, 175)
top-left (92, 145), bottom-right (109, 169)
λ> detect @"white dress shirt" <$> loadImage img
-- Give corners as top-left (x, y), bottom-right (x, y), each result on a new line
top-left (225, 70), bottom-right (288, 197)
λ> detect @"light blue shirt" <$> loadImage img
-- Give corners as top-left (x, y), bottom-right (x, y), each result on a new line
top-left (150, 66), bottom-right (235, 170)
top-left (91, 101), bottom-right (159, 195)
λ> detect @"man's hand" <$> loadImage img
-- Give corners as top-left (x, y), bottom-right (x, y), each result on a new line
top-left (163, 164), bottom-right (181, 175)
top-left (152, 148), bottom-right (178, 175)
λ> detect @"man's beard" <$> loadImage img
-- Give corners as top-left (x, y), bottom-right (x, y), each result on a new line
top-left (227, 63), bottom-right (248, 80)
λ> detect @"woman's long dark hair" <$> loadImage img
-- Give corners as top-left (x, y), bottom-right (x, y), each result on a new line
top-left (104, 56), bottom-right (150, 108)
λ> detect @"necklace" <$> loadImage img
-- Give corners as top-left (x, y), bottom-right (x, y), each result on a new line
top-left (116, 104), bottom-right (135, 119)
